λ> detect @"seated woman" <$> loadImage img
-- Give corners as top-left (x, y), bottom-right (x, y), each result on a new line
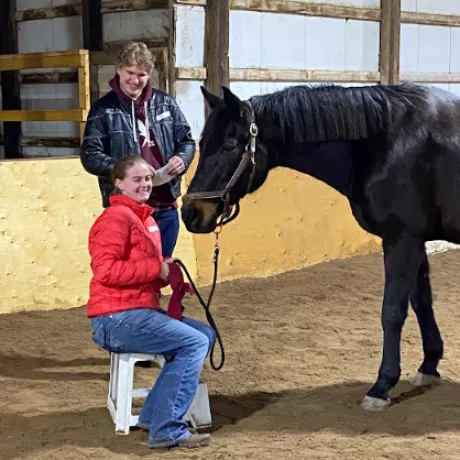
top-left (86, 155), bottom-right (215, 450)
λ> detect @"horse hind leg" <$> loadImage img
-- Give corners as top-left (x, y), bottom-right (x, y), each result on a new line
top-left (410, 250), bottom-right (443, 387)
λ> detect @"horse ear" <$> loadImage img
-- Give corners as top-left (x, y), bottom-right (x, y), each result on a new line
top-left (222, 86), bottom-right (252, 121)
top-left (221, 86), bottom-right (242, 114)
top-left (200, 86), bottom-right (222, 110)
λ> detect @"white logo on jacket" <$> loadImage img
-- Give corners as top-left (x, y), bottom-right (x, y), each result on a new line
top-left (148, 225), bottom-right (159, 232)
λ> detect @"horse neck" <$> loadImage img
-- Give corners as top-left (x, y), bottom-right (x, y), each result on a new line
top-left (261, 136), bottom-right (360, 198)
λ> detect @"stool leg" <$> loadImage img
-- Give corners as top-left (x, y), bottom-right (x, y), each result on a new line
top-left (108, 353), bottom-right (119, 406)
top-left (107, 353), bottom-right (120, 424)
top-left (114, 354), bottom-right (134, 435)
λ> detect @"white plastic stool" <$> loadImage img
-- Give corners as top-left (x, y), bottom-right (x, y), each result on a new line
top-left (107, 352), bottom-right (212, 435)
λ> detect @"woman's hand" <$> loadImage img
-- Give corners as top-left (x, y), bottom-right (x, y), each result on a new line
top-left (160, 261), bottom-right (170, 281)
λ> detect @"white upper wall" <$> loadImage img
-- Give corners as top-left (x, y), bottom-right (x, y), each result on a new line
top-left (230, 12), bottom-right (379, 71)
top-left (402, 0), bottom-right (460, 14)
top-left (174, 4), bottom-right (380, 139)
top-left (400, 24), bottom-right (460, 73)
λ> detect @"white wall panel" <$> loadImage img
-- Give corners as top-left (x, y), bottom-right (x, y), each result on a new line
top-left (175, 80), bottom-right (206, 140)
top-left (228, 12), bottom-right (379, 72)
top-left (450, 28), bottom-right (460, 73)
top-left (230, 81), bottom-right (262, 100)
top-left (230, 11), bottom-right (262, 68)
top-left (400, 24), bottom-right (418, 73)
top-left (414, 0), bottom-right (460, 15)
top-left (18, 17), bottom-right (82, 53)
top-left (260, 13), bottom-right (306, 70)
top-left (401, 24), bottom-right (458, 74)
top-left (448, 84), bottom-right (460, 97)
top-left (21, 84), bottom-right (79, 138)
top-left (175, 5), bottom-right (205, 67)
top-left (418, 25), bottom-right (450, 73)
top-left (401, 0), bottom-right (417, 11)
top-left (305, 17), bottom-right (345, 70)
top-left (103, 10), bottom-right (168, 43)
top-left (345, 20), bottom-right (380, 71)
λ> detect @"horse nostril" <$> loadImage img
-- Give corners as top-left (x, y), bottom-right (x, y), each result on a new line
top-left (182, 204), bottom-right (198, 227)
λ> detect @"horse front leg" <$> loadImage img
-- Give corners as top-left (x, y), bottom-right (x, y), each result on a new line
top-left (410, 250), bottom-right (443, 386)
top-left (361, 234), bottom-right (423, 411)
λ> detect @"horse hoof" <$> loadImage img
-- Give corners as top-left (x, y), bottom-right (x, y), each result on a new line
top-left (412, 372), bottom-right (442, 387)
top-left (361, 395), bottom-right (390, 411)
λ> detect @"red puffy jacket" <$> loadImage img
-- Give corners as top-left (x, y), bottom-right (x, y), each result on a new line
top-left (86, 194), bottom-right (168, 318)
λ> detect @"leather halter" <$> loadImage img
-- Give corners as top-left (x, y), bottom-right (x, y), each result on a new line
top-left (182, 100), bottom-right (259, 227)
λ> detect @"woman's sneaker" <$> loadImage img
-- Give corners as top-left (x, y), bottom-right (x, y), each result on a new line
top-left (149, 433), bottom-right (211, 450)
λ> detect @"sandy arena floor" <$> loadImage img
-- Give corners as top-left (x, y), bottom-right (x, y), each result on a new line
top-left (2, 251), bottom-right (460, 460)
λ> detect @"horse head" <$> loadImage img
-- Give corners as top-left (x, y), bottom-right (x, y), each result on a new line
top-left (181, 86), bottom-right (268, 234)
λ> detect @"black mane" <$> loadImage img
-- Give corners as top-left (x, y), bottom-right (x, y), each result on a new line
top-left (249, 83), bottom-right (430, 143)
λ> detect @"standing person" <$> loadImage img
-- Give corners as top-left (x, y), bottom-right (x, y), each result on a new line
top-left (87, 155), bottom-right (214, 450)
top-left (80, 41), bottom-right (195, 259)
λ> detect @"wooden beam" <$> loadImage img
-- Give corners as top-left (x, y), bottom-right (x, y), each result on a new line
top-left (15, 0), bottom-right (169, 21)
top-left (0, 0), bottom-right (22, 159)
top-left (81, 0), bottom-right (103, 51)
top-left (0, 136), bottom-right (80, 148)
top-left (379, 0), bottom-right (401, 85)
top-left (20, 71), bottom-right (78, 84)
top-left (178, 1), bottom-right (381, 21)
top-left (205, 0), bottom-right (230, 102)
top-left (15, 4), bottom-right (80, 21)
top-left (401, 11), bottom-right (460, 27)
top-left (231, 0), bottom-right (381, 21)
top-left (101, 0), bottom-right (168, 13)
top-left (176, 66), bottom-right (381, 83)
top-left (0, 109), bottom-right (87, 122)
top-left (401, 73), bottom-right (460, 83)
top-left (0, 50), bottom-right (88, 71)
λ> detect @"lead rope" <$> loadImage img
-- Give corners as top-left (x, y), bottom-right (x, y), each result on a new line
top-left (173, 227), bottom-right (225, 371)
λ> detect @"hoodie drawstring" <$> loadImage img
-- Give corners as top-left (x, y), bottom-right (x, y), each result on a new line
top-left (131, 101), bottom-right (137, 143)
top-left (144, 101), bottom-right (151, 146)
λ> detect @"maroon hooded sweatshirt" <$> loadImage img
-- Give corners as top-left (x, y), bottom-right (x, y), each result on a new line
top-left (109, 75), bottom-right (177, 210)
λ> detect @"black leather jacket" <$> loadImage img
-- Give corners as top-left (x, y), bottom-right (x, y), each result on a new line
top-left (80, 89), bottom-right (196, 208)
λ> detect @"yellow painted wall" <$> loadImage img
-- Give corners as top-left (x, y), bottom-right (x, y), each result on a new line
top-left (0, 158), bottom-right (196, 315)
top-left (0, 157), bottom-right (380, 314)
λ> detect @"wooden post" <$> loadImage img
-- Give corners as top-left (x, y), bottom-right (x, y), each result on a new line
top-left (380, 0), bottom-right (401, 85)
top-left (0, 0), bottom-right (22, 158)
top-left (205, 0), bottom-right (230, 111)
top-left (81, 0), bottom-right (103, 51)
top-left (81, 0), bottom-right (102, 104)
top-left (78, 51), bottom-right (90, 141)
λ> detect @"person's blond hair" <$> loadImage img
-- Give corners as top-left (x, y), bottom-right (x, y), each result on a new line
top-left (116, 41), bottom-right (155, 74)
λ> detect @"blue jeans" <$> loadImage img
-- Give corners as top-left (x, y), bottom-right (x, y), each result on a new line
top-left (153, 208), bottom-right (179, 258)
top-left (91, 308), bottom-right (216, 447)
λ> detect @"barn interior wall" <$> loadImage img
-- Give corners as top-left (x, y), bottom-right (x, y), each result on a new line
top-left (1, 0), bottom-right (460, 312)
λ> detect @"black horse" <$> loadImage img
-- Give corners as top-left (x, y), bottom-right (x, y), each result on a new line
top-left (181, 82), bottom-right (460, 410)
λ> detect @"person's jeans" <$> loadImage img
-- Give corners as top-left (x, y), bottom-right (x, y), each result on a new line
top-left (152, 208), bottom-right (180, 258)
top-left (91, 308), bottom-right (216, 447)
